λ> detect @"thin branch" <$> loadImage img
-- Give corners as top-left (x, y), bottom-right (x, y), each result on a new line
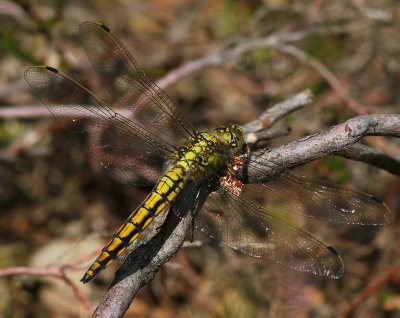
top-left (341, 263), bottom-right (400, 318)
top-left (335, 143), bottom-right (400, 176)
top-left (0, 89), bottom-right (312, 123)
top-left (247, 114), bottom-right (400, 183)
top-left (245, 125), bottom-right (292, 144)
top-left (272, 44), bottom-right (376, 115)
top-left (156, 24), bottom-right (357, 90)
top-left (0, 265), bottom-right (62, 278)
top-left (0, 265), bottom-right (91, 316)
top-left (243, 89), bottom-right (313, 134)
top-left (0, 105), bottom-right (133, 119)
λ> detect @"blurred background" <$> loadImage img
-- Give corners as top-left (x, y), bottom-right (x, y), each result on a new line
top-left (0, 0), bottom-right (399, 317)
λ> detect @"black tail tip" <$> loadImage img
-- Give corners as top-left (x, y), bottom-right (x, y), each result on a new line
top-left (80, 273), bottom-right (92, 284)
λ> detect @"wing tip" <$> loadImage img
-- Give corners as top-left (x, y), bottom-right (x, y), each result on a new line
top-left (24, 66), bottom-right (34, 80)
top-left (370, 195), bottom-right (392, 225)
top-left (79, 21), bottom-right (111, 33)
top-left (24, 65), bottom-right (55, 85)
top-left (325, 246), bottom-right (344, 279)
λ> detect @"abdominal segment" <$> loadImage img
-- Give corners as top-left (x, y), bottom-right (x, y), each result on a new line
top-left (80, 165), bottom-right (186, 283)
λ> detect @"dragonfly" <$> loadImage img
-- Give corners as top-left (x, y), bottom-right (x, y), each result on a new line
top-left (25, 22), bottom-right (390, 284)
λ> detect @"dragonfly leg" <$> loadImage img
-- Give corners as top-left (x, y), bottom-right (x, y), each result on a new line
top-left (189, 186), bottom-right (208, 242)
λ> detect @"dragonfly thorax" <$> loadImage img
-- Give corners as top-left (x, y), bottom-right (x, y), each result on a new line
top-left (175, 124), bottom-right (245, 182)
top-left (212, 124), bottom-right (245, 157)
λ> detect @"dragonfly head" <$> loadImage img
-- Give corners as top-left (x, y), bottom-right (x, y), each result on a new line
top-left (213, 124), bottom-right (245, 156)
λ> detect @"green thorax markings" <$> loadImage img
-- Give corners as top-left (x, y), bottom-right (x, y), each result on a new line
top-left (173, 124), bottom-right (246, 181)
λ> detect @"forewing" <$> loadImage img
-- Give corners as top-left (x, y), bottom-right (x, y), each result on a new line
top-left (248, 154), bottom-right (391, 225)
top-left (25, 66), bottom-right (174, 185)
top-left (198, 186), bottom-right (344, 279)
top-left (78, 21), bottom-right (194, 145)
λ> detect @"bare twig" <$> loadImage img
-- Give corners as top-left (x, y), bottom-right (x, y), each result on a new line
top-left (0, 105), bottom-right (133, 119)
top-left (247, 114), bottom-right (400, 183)
top-left (157, 24), bottom-right (357, 89)
top-left (272, 44), bottom-right (377, 115)
top-left (0, 88), bottom-right (312, 123)
top-left (245, 125), bottom-right (292, 144)
top-left (341, 263), bottom-right (400, 318)
top-left (243, 89), bottom-right (313, 133)
top-left (335, 143), bottom-right (400, 176)
top-left (0, 265), bottom-right (63, 277)
top-left (0, 265), bottom-right (90, 316)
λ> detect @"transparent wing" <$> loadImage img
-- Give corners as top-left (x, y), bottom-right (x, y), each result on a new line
top-left (248, 153), bottom-right (391, 225)
top-left (25, 66), bottom-right (175, 185)
top-left (198, 186), bottom-right (344, 278)
top-left (78, 21), bottom-right (194, 145)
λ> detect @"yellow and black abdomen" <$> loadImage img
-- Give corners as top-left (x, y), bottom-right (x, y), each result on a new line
top-left (80, 164), bottom-right (187, 283)
top-left (80, 133), bottom-right (224, 283)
